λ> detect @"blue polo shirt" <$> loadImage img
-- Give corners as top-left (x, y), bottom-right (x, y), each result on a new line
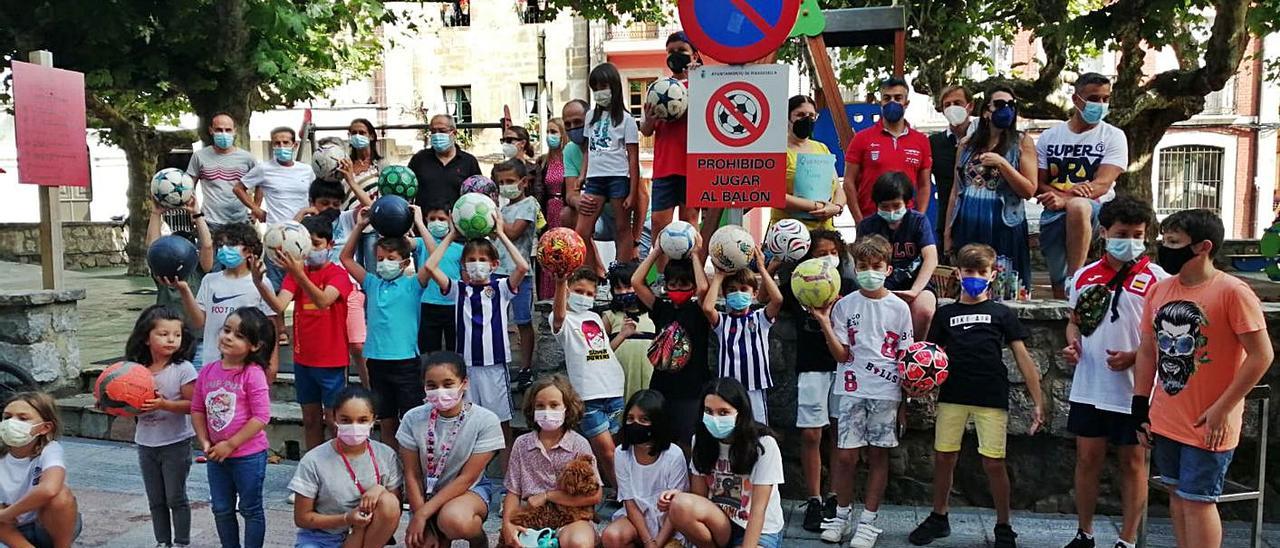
top-left (362, 272), bottom-right (427, 360)
top-left (414, 237), bottom-right (464, 306)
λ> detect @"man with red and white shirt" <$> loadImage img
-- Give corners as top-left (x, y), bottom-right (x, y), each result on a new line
top-left (842, 76), bottom-right (933, 221)
top-left (1061, 196), bottom-right (1168, 548)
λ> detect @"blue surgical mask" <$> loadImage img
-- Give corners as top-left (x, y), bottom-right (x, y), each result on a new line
top-left (961, 276), bottom-right (990, 298)
top-left (212, 132), bottom-right (234, 149)
top-left (856, 269), bottom-right (887, 291)
top-left (702, 413), bottom-right (737, 440)
top-left (349, 134), bottom-right (370, 149)
top-left (216, 246), bottom-right (244, 269)
top-left (273, 147), bottom-right (294, 163)
top-left (1106, 238), bottom-right (1146, 263)
top-left (376, 259), bottom-right (405, 280)
top-left (568, 127), bottom-right (586, 146)
top-left (725, 291), bottom-right (752, 311)
top-left (881, 101), bottom-right (905, 123)
top-left (1078, 97), bottom-right (1109, 125)
top-left (567, 293), bottom-right (595, 313)
top-left (991, 105), bottom-right (1017, 129)
top-left (304, 249), bottom-right (329, 268)
top-left (877, 207), bottom-right (906, 223)
top-left (427, 221), bottom-right (450, 239)
top-left (431, 132), bottom-right (453, 153)
top-left (547, 134), bottom-right (562, 150)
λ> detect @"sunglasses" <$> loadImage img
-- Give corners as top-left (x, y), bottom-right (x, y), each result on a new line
top-left (500, 137), bottom-right (524, 144)
top-left (992, 99), bottom-right (1017, 110)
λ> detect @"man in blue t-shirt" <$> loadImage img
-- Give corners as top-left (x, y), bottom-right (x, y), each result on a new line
top-left (856, 171), bottom-right (939, 339)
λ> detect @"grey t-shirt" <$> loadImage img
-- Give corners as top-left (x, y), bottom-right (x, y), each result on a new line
top-left (396, 403), bottom-right (505, 495)
top-left (288, 439), bottom-right (403, 534)
top-left (186, 146), bottom-right (257, 226)
top-left (135, 361), bottom-right (199, 447)
top-left (497, 196), bottom-right (539, 276)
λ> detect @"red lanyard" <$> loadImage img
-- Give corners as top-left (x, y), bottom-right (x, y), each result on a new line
top-left (335, 441), bottom-right (381, 494)
top-left (424, 403), bottom-right (469, 480)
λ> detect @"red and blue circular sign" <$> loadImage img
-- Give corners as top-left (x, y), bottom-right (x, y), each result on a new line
top-left (678, 0), bottom-right (801, 65)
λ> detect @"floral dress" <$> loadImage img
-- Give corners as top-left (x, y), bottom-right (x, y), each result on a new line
top-left (950, 140), bottom-right (1031, 291)
top-left (538, 155), bottom-right (566, 300)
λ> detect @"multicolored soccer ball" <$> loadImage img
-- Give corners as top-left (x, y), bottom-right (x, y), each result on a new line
top-left (537, 228), bottom-right (586, 277)
top-left (790, 257), bottom-right (841, 307)
top-left (659, 220), bottom-right (698, 260)
top-left (94, 361), bottom-right (157, 417)
top-left (378, 165), bottom-right (418, 200)
top-left (150, 168), bottom-right (195, 209)
top-left (311, 142), bottom-right (348, 183)
top-left (898, 341), bottom-right (951, 397)
top-left (453, 193), bottom-right (499, 239)
top-left (645, 78), bottom-right (689, 122)
top-left (262, 221), bottom-right (313, 265)
top-left (461, 175), bottom-right (499, 202)
top-left (708, 225), bottom-right (756, 272)
top-left (764, 219), bottom-right (812, 262)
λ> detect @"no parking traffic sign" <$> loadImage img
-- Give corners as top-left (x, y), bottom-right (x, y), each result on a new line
top-left (686, 64), bottom-right (788, 209)
top-left (679, 0), bottom-right (801, 64)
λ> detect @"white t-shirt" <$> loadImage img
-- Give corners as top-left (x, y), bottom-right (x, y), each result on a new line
top-left (552, 310), bottom-right (625, 401)
top-left (497, 196), bottom-right (538, 276)
top-left (1035, 121), bottom-right (1127, 222)
top-left (195, 271), bottom-right (278, 366)
top-left (690, 435), bottom-right (785, 534)
top-left (829, 291), bottom-right (913, 401)
top-left (288, 440), bottom-right (403, 534)
top-left (611, 447), bottom-right (689, 536)
top-left (1067, 258), bottom-right (1169, 413)
top-left (135, 361), bottom-right (199, 447)
top-left (0, 441), bottom-right (65, 525)
top-left (585, 109), bottom-right (639, 178)
top-left (241, 160), bottom-right (316, 225)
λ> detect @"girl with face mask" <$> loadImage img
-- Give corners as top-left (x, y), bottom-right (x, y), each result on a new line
top-left (773, 95), bottom-right (846, 232)
top-left (0, 392), bottom-right (80, 548)
top-left (289, 387), bottom-right (403, 548)
top-left (602, 390), bottom-right (689, 548)
top-left (576, 62), bottom-right (642, 268)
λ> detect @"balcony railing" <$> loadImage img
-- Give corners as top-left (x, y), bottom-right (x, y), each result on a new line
top-left (441, 1), bottom-right (469, 27)
top-left (605, 23), bottom-right (683, 41)
top-left (517, 0), bottom-right (550, 24)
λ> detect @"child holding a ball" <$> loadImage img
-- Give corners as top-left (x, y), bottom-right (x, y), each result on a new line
top-left (702, 246), bottom-right (784, 425)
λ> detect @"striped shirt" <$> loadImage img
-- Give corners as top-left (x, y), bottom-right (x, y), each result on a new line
top-left (445, 276), bottom-right (516, 367)
top-left (714, 308), bottom-right (775, 391)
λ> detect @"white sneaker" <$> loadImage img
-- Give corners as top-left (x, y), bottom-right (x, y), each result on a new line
top-left (849, 522), bottom-right (883, 548)
top-left (287, 492), bottom-right (296, 505)
top-left (820, 513), bottom-right (853, 543)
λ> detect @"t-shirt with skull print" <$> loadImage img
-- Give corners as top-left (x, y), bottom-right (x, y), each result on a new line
top-left (552, 309), bottom-right (625, 401)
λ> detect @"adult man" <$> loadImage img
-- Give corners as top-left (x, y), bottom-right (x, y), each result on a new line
top-left (843, 77), bottom-right (933, 221)
top-left (1036, 73), bottom-right (1128, 299)
top-left (187, 113), bottom-right (257, 231)
top-left (562, 99), bottom-right (590, 232)
top-left (408, 114), bottom-right (482, 211)
top-left (236, 126), bottom-right (317, 291)
top-left (929, 85), bottom-right (975, 245)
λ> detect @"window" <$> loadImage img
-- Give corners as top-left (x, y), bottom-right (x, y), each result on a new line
top-left (441, 0), bottom-right (469, 27)
top-left (517, 0), bottom-right (549, 24)
top-left (628, 78), bottom-right (656, 118)
top-left (521, 83), bottom-right (541, 119)
top-left (1156, 145), bottom-right (1224, 215)
top-left (443, 86), bottom-right (472, 124)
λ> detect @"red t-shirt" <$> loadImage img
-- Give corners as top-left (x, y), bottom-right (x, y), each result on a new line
top-left (282, 262), bottom-right (353, 367)
top-left (652, 81), bottom-right (688, 179)
top-left (843, 121), bottom-right (933, 218)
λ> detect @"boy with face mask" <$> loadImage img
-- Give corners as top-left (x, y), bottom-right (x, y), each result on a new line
top-left (413, 203), bottom-right (464, 355)
top-left (1132, 209), bottom-right (1272, 548)
top-left (857, 171), bottom-right (939, 340)
top-left (237, 127), bottom-right (317, 292)
top-left (702, 248), bottom-right (785, 425)
top-left (640, 31), bottom-right (705, 252)
top-left (601, 261), bottom-right (657, 403)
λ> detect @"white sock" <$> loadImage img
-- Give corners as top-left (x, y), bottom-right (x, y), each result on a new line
top-left (1078, 530), bottom-right (1094, 540)
top-left (859, 509), bottom-right (878, 524)
top-left (835, 505), bottom-right (852, 518)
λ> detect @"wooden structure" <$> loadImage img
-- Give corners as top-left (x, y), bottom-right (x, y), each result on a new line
top-left (805, 5), bottom-right (907, 152)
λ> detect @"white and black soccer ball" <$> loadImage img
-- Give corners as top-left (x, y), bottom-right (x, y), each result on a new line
top-left (715, 92), bottom-right (760, 137)
top-left (764, 219), bottom-right (812, 262)
top-left (150, 168), bottom-right (195, 209)
top-left (312, 143), bottom-right (348, 183)
top-left (262, 221), bottom-right (313, 265)
top-left (646, 78), bottom-right (688, 122)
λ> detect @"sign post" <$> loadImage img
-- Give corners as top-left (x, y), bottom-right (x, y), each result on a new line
top-left (12, 51), bottom-right (89, 290)
top-left (686, 64), bottom-right (789, 209)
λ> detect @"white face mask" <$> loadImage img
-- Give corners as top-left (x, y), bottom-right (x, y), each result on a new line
top-left (465, 261), bottom-right (492, 282)
top-left (567, 293), bottom-right (594, 313)
top-left (0, 418), bottom-right (41, 448)
top-left (499, 184), bottom-right (523, 200)
top-left (593, 89), bottom-right (613, 108)
top-left (943, 105), bottom-right (970, 126)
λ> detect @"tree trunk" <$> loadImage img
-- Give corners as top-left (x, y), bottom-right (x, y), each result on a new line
top-left (119, 133), bottom-right (159, 276)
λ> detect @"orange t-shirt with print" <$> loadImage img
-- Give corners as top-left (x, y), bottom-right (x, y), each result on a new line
top-left (1141, 272), bottom-right (1266, 451)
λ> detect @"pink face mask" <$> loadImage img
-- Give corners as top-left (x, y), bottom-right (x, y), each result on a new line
top-left (336, 423), bottom-right (372, 446)
top-left (424, 387), bottom-right (464, 410)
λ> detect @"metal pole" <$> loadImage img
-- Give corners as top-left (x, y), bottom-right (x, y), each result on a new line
top-left (539, 30), bottom-right (548, 142)
top-left (29, 50), bottom-right (64, 290)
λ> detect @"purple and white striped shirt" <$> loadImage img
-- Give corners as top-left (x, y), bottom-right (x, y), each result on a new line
top-left (444, 276), bottom-right (516, 367)
top-left (715, 308), bottom-right (775, 391)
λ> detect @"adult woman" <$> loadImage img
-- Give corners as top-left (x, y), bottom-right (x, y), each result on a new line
top-left (946, 86), bottom-right (1038, 291)
top-left (770, 95), bottom-right (845, 230)
top-left (502, 125), bottom-right (536, 168)
top-left (535, 118), bottom-right (568, 299)
top-left (341, 118), bottom-right (383, 273)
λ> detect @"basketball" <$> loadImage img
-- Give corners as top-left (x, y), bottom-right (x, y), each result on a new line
top-left (790, 257), bottom-right (841, 308)
top-left (378, 165), bottom-right (418, 200)
top-left (94, 361), bottom-right (157, 417)
top-left (369, 195), bottom-right (413, 237)
top-left (764, 219), bottom-right (812, 262)
top-left (150, 168), bottom-right (195, 209)
top-left (707, 225), bottom-right (756, 272)
top-left (645, 77), bottom-right (688, 122)
top-left (659, 220), bottom-right (698, 260)
top-left (461, 175), bottom-right (499, 202)
top-left (899, 341), bottom-right (951, 397)
top-left (147, 235), bottom-right (199, 280)
top-left (537, 228), bottom-right (586, 277)
top-left (312, 143), bottom-right (348, 183)
top-left (453, 193), bottom-right (499, 239)
top-left (262, 221), bottom-right (313, 265)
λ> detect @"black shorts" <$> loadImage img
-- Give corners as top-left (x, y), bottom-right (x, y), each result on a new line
top-left (1067, 401), bottom-right (1139, 445)
top-left (368, 357), bottom-right (424, 420)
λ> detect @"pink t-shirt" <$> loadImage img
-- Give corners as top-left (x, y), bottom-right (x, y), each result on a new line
top-left (191, 361), bottom-right (272, 457)
top-left (503, 430), bottom-right (599, 497)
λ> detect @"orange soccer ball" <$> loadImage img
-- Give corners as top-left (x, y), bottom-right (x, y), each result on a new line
top-left (537, 228), bottom-right (587, 278)
top-left (93, 361), bottom-right (156, 417)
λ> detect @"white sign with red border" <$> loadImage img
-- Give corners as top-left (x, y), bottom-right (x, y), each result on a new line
top-left (687, 64), bottom-right (788, 208)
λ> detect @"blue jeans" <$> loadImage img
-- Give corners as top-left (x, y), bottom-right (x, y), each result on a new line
top-left (295, 528), bottom-right (346, 548)
top-left (1152, 434), bottom-right (1235, 502)
top-left (265, 259), bottom-right (286, 293)
top-left (208, 450), bottom-right (267, 548)
top-left (1039, 200), bottom-right (1101, 286)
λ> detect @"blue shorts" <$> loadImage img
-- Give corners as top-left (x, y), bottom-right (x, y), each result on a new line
top-left (18, 514), bottom-right (82, 547)
top-left (651, 176), bottom-right (687, 211)
top-left (294, 364), bottom-right (348, 407)
top-left (466, 476), bottom-right (494, 510)
top-left (580, 397), bottom-right (624, 438)
top-left (1040, 200), bottom-right (1101, 286)
top-left (295, 528), bottom-right (346, 548)
top-left (512, 277), bottom-right (534, 326)
top-left (584, 176), bottom-right (631, 200)
top-left (1152, 434), bottom-right (1236, 502)
top-left (728, 523), bottom-right (782, 548)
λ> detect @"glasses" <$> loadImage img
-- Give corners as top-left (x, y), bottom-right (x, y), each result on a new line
top-left (1157, 332), bottom-right (1196, 355)
top-left (992, 99), bottom-right (1017, 110)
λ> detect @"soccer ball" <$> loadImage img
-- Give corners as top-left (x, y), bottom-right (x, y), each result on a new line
top-left (707, 225), bottom-right (755, 272)
top-left (150, 168), bottom-right (194, 209)
top-left (262, 221), bottom-right (313, 265)
top-left (537, 228), bottom-right (587, 277)
top-left (312, 143), bottom-right (348, 183)
top-left (378, 165), bottom-right (418, 200)
top-left (899, 341), bottom-right (951, 397)
top-left (461, 175), bottom-right (499, 202)
top-left (94, 361), bottom-right (157, 417)
top-left (147, 235), bottom-right (199, 279)
top-left (764, 219), bottom-right (811, 263)
top-left (646, 78), bottom-right (688, 122)
top-left (369, 195), bottom-right (413, 237)
top-left (453, 193), bottom-right (498, 239)
top-left (790, 257), bottom-right (841, 307)
top-left (715, 91), bottom-right (761, 137)
top-left (659, 220), bottom-right (698, 260)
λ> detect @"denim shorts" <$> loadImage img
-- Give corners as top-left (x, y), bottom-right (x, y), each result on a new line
top-left (295, 527), bottom-right (346, 548)
top-left (580, 397), bottom-right (624, 438)
top-left (1039, 200), bottom-right (1101, 286)
top-left (584, 176), bottom-right (631, 200)
top-left (18, 513), bottom-right (82, 547)
top-left (1152, 434), bottom-right (1236, 502)
top-left (651, 176), bottom-right (687, 211)
top-left (512, 277), bottom-right (534, 326)
top-left (294, 364), bottom-right (348, 407)
top-left (728, 523), bottom-right (782, 548)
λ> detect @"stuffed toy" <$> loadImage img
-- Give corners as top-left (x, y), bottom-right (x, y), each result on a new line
top-left (511, 454), bottom-right (600, 530)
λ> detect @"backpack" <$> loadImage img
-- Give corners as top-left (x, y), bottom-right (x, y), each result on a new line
top-left (647, 322), bottom-right (692, 372)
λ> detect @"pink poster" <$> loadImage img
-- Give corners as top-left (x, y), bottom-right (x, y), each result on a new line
top-left (12, 61), bottom-right (89, 187)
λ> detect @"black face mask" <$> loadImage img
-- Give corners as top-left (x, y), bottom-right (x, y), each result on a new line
top-left (1157, 243), bottom-right (1199, 275)
top-left (623, 422), bottom-right (652, 445)
top-left (791, 117), bottom-right (815, 139)
top-left (567, 127), bottom-right (586, 146)
top-left (666, 52), bottom-right (692, 74)
top-left (611, 292), bottom-right (640, 312)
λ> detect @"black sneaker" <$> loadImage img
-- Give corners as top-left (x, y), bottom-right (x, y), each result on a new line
top-left (1064, 530), bottom-right (1095, 548)
top-left (802, 497), bottom-right (825, 532)
top-left (994, 523), bottom-right (1018, 548)
top-left (823, 492), bottom-right (837, 520)
top-left (908, 512), bottom-right (950, 545)
top-left (513, 368), bottom-right (535, 393)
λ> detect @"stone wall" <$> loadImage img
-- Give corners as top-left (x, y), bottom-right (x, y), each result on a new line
top-left (0, 289), bottom-right (86, 394)
top-left (0, 222), bottom-right (127, 270)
